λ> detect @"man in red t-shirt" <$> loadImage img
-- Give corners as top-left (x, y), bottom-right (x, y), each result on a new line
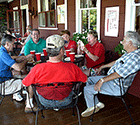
top-left (22, 35), bottom-right (87, 113)
top-left (80, 30), bottom-right (105, 76)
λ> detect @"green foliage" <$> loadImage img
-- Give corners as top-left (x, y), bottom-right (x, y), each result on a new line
top-left (72, 30), bottom-right (89, 45)
top-left (114, 43), bottom-right (126, 55)
top-left (0, 3), bottom-right (8, 34)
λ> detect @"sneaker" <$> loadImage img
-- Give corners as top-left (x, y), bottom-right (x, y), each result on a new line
top-left (13, 93), bottom-right (23, 101)
top-left (81, 102), bottom-right (105, 117)
top-left (25, 107), bottom-right (38, 113)
top-left (22, 90), bottom-right (27, 94)
top-left (53, 108), bottom-right (59, 111)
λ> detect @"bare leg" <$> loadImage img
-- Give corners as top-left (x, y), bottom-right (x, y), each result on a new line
top-left (28, 85), bottom-right (34, 99)
top-left (26, 85), bottom-right (34, 108)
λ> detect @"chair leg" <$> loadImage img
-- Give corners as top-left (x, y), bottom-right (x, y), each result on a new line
top-left (75, 105), bottom-right (81, 125)
top-left (90, 94), bottom-right (97, 122)
top-left (125, 94), bottom-right (132, 108)
top-left (121, 98), bottom-right (135, 125)
top-left (90, 106), bottom-right (96, 122)
top-left (72, 107), bottom-right (75, 116)
top-left (0, 96), bottom-right (5, 105)
top-left (35, 109), bottom-right (39, 125)
top-left (10, 95), bottom-right (13, 102)
top-left (41, 110), bottom-right (45, 118)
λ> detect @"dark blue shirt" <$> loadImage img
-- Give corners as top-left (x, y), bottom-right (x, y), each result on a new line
top-left (0, 46), bottom-right (15, 82)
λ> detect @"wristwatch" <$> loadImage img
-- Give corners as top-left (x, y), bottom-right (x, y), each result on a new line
top-left (100, 78), bottom-right (104, 83)
top-left (86, 50), bottom-right (89, 54)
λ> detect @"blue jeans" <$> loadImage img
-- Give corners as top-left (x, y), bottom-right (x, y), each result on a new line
top-left (84, 76), bottom-right (126, 108)
top-left (37, 91), bottom-right (73, 109)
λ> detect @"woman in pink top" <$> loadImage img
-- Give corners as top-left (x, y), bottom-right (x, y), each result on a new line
top-left (60, 30), bottom-right (77, 53)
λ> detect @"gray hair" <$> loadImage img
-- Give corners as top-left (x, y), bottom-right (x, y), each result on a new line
top-left (47, 46), bottom-right (64, 57)
top-left (88, 30), bottom-right (98, 39)
top-left (1, 33), bottom-right (15, 46)
top-left (125, 31), bottom-right (140, 47)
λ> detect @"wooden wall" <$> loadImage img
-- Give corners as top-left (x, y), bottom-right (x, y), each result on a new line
top-left (8, 0), bottom-right (126, 51)
top-left (29, 0), bottom-right (76, 40)
top-left (100, 0), bottom-right (126, 51)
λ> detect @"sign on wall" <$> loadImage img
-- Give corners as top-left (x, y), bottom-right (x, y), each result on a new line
top-left (105, 6), bottom-right (119, 37)
top-left (57, 4), bottom-right (65, 24)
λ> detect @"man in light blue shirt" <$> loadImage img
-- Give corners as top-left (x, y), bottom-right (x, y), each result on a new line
top-left (81, 31), bottom-right (140, 117)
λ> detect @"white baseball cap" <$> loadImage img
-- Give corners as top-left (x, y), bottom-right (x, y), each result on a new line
top-left (46, 35), bottom-right (64, 49)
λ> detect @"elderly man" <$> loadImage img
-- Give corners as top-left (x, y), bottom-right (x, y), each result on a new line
top-left (79, 30), bottom-right (105, 76)
top-left (0, 33), bottom-right (33, 101)
top-left (24, 29), bottom-right (46, 56)
top-left (81, 31), bottom-right (140, 117)
top-left (22, 35), bottom-right (87, 111)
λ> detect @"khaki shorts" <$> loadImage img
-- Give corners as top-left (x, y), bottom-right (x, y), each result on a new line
top-left (0, 78), bottom-right (23, 95)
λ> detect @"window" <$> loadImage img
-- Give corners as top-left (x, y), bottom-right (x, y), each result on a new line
top-left (125, 0), bottom-right (140, 33)
top-left (80, 0), bottom-right (97, 8)
top-left (80, 0), bottom-right (97, 31)
top-left (81, 9), bottom-right (97, 31)
top-left (76, 0), bottom-right (100, 39)
top-left (135, 0), bottom-right (140, 32)
top-left (38, 0), bottom-right (56, 28)
top-left (21, 0), bottom-right (28, 6)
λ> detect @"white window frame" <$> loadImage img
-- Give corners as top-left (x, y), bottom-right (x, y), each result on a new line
top-left (20, 4), bottom-right (29, 35)
top-left (76, 0), bottom-right (101, 40)
top-left (37, 0), bottom-right (60, 30)
top-left (125, 0), bottom-right (140, 33)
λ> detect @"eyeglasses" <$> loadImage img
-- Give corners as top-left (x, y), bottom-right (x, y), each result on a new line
top-left (62, 35), bottom-right (69, 38)
top-left (32, 33), bottom-right (39, 36)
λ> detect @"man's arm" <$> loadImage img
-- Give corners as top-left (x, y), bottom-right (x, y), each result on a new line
top-left (96, 61), bottom-right (116, 74)
top-left (11, 55), bottom-right (33, 71)
top-left (94, 72), bottom-right (121, 91)
top-left (82, 46), bottom-right (99, 61)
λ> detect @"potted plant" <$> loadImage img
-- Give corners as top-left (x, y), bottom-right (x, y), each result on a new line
top-left (114, 42), bottom-right (126, 56)
top-left (72, 30), bottom-right (89, 45)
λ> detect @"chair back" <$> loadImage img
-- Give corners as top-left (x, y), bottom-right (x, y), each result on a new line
top-left (31, 82), bottom-right (82, 125)
top-left (128, 70), bottom-right (140, 98)
top-left (31, 81), bottom-right (82, 110)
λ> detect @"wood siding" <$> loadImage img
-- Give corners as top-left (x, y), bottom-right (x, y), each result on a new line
top-left (100, 0), bottom-right (126, 51)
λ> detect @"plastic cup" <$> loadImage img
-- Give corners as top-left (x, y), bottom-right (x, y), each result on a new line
top-left (30, 50), bottom-right (35, 55)
top-left (66, 50), bottom-right (71, 57)
top-left (15, 38), bottom-right (17, 42)
top-left (69, 52), bottom-right (75, 62)
top-left (35, 53), bottom-right (41, 61)
top-left (43, 48), bottom-right (47, 56)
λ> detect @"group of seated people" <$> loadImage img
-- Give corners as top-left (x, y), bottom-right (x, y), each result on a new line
top-left (0, 28), bottom-right (140, 118)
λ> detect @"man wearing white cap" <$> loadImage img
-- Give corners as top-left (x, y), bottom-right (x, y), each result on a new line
top-left (22, 35), bottom-right (87, 112)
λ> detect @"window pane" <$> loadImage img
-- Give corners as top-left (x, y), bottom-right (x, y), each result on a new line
top-left (41, 0), bottom-right (47, 11)
top-left (46, 11), bottom-right (55, 27)
top-left (135, 6), bottom-right (140, 33)
top-left (80, 0), bottom-right (97, 8)
top-left (81, 9), bottom-right (97, 31)
top-left (39, 13), bottom-right (46, 27)
top-left (49, 0), bottom-right (55, 10)
top-left (135, 0), bottom-right (140, 3)
top-left (21, 0), bottom-right (28, 6)
top-left (13, 11), bottom-right (20, 32)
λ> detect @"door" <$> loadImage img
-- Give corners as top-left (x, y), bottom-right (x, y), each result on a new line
top-left (6, 9), bottom-right (22, 37)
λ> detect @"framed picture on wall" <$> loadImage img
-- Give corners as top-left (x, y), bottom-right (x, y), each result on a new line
top-left (57, 4), bottom-right (65, 24)
top-left (105, 6), bottom-right (119, 37)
